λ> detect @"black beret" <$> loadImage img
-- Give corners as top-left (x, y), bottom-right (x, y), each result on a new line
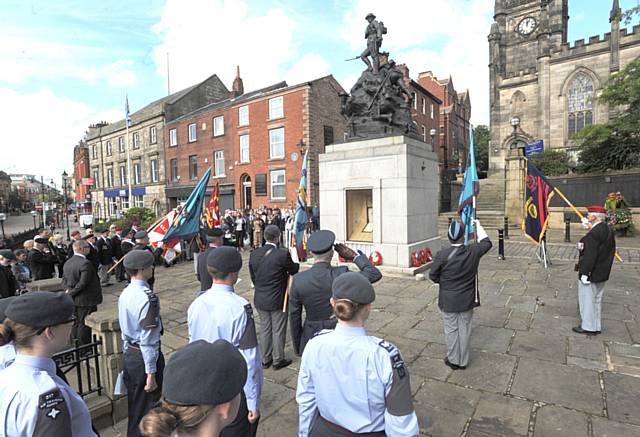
top-left (207, 227), bottom-right (224, 238)
top-left (123, 250), bottom-right (155, 270)
top-left (6, 291), bottom-right (75, 328)
top-left (307, 230), bottom-right (335, 254)
top-left (134, 230), bottom-right (148, 239)
top-left (332, 272), bottom-right (376, 304)
top-left (206, 246), bottom-right (242, 273)
top-left (163, 340), bottom-right (247, 406)
top-left (34, 237), bottom-right (49, 244)
top-left (0, 249), bottom-right (16, 260)
top-left (0, 296), bottom-right (17, 321)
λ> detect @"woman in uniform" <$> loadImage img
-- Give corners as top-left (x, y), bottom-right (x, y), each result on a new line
top-left (296, 272), bottom-right (420, 437)
top-left (139, 339), bottom-right (248, 437)
top-left (0, 291), bottom-right (97, 436)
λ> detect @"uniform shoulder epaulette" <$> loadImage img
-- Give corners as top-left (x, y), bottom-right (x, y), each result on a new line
top-left (239, 304), bottom-right (258, 349)
top-left (141, 288), bottom-right (160, 329)
top-left (378, 339), bottom-right (407, 379)
top-left (313, 329), bottom-right (333, 338)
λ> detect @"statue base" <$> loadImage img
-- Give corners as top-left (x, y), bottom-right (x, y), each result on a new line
top-left (319, 135), bottom-right (441, 269)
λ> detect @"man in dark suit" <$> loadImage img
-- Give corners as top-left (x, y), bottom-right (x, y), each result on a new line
top-left (84, 233), bottom-right (100, 271)
top-left (288, 230), bottom-right (382, 356)
top-left (110, 226), bottom-right (125, 282)
top-left (249, 225), bottom-right (299, 370)
top-left (430, 219), bottom-right (492, 370)
top-left (573, 206), bottom-right (616, 335)
top-left (197, 227), bottom-right (224, 291)
top-left (0, 250), bottom-right (18, 298)
top-left (96, 228), bottom-right (113, 286)
top-left (28, 237), bottom-right (57, 280)
top-left (63, 240), bottom-right (103, 345)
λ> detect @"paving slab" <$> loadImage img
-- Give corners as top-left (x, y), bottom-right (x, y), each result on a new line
top-left (473, 307), bottom-right (511, 328)
top-left (591, 416), bottom-right (640, 437)
top-left (603, 372), bottom-right (640, 426)
top-left (510, 358), bottom-right (603, 415)
top-left (471, 325), bottom-right (514, 354)
top-left (509, 331), bottom-right (567, 364)
top-left (532, 405), bottom-right (588, 437)
top-left (447, 351), bottom-right (517, 394)
top-left (505, 309), bottom-right (533, 331)
top-left (506, 295), bottom-right (537, 313)
top-left (410, 355), bottom-right (453, 381)
top-left (467, 393), bottom-right (531, 437)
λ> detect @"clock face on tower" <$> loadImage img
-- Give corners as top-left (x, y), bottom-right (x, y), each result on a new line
top-left (516, 16), bottom-right (537, 36)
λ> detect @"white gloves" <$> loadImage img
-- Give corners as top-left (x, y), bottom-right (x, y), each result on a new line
top-left (581, 217), bottom-right (590, 229)
top-left (474, 219), bottom-right (488, 241)
top-left (580, 275), bottom-right (591, 285)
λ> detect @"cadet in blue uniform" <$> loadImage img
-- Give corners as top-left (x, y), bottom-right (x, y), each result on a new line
top-left (188, 246), bottom-right (263, 437)
top-left (119, 250), bottom-right (164, 437)
top-left (297, 273), bottom-right (419, 437)
top-left (140, 340), bottom-right (248, 437)
top-left (0, 291), bottom-right (97, 436)
top-left (0, 296), bottom-right (17, 370)
top-left (289, 230), bottom-right (382, 356)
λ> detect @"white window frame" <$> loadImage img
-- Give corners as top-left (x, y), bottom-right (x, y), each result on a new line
top-left (133, 162), bottom-right (141, 185)
top-left (169, 128), bottom-right (177, 147)
top-left (151, 159), bottom-right (159, 183)
top-left (119, 166), bottom-right (127, 186)
top-left (270, 169), bottom-right (286, 200)
top-left (108, 198), bottom-right (117, 216)
top-left (421, 125), bottom-right (427, 142)
top-left (421, 98), bottom-right (426, 115)
top-left (412, 93), bottom-right (417, 110)
top-left (269, 127), bottom-right (285, 159)
top-left (92, 170), bottom-right (99, 188)
top-left (188, 123), bottom-right (197, 142)
top-left (189, 155), bottom-right (198, 180)
top-left (133, 132), bottom-right (140, 148)
top-left (239, 134), bottom-right (250, 163)
top-left (120, 196), bottom-right (129, 210)
top-left (92, 145), bottom-right (97, 159)
top-left (118, 137), bottom-right (125, 152)
top-left (150, 126), bottom-right (157, 144)
top-left (170, 159), bottom-right (178, 181)
top-left (106, 141), bottom-right (112, 156)
top-left (214, 151), bottom-right (225, 177)
top-left (430, 103), bottom-right (434, 119)
top-left (268, 96), bottom-right (284, 119)
top-left (106, 168), bottom-right (114, 188)
top-left (213, 116), bottom-right (224, 136)
top-left (133, 195), bottom-right (144, 208)
top-left (238, 105), bottom-right (249, 126)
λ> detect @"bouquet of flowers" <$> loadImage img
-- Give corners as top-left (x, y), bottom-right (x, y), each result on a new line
top-left (605, 192), bottom-right (634, 236)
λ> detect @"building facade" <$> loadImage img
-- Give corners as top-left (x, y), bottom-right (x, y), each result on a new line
top-left (86, 74), bottom-right (231, 220)
top-left (72, 141), bottom-right (91, 212)
top-left (0, 171), bottom-right (11, 212)
top-left (164, 73), bottom-right (346, 211)
top-left (488, 0), bottom-right (640, 174)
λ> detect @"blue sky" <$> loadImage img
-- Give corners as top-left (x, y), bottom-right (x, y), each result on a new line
top-left (2, 0), bottom-right (638, 184)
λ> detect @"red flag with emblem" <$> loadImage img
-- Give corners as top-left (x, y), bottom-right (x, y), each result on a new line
top-left (203, 182), bottom-right (220, 228)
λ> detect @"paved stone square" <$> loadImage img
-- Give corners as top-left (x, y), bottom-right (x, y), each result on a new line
top-left (101, 250), bottom-right (640, 437)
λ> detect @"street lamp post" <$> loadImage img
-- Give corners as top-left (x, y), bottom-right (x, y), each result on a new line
top-left (62, 171), bottom-right (70, 241)
top-left (30, 211), bottom-right (36, 230)
top-left (0, 213), bottom-right (6, 241)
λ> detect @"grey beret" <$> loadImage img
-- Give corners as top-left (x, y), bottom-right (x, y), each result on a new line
top-left (332, 272), bottom-right (376, 304)
top-left (207, 227), bottom-right (224, 238)
top-left (6, 292), bottom-right (75, 328)
top-left (163, 339), bottom-right (247, 406)
top-left (0, 296), bottom-right (17, 321)
top-left (134, 230), bottom-right (148, 239)
top-left (0, 249), bottom-right (16, 260)
top-left (207, 246), bottom-right (242, 273)
top-left (307, 230), bottom-right (335, 254)
top-left (264, 225), bottom-right (281, 240)
top-left (123, 250), bottom-right (155, 270)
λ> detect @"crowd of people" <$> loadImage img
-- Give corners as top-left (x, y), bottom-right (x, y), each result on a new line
top-left (0, 204), bottom-right (617, 437)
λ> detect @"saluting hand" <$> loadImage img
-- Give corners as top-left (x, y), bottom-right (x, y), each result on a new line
top-left (248, 409), bottom-right (260, 423)
top-left (144, 373), bottom-right (158, 392)
top-left (334, 243), bottom-right (356, 262)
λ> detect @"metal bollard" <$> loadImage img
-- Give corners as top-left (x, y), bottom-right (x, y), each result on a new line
top-left (564, 217), bottom-right (571, 242)
top-left (503, 216), bottom-right (509, 239)
top-left (498, 229), bottom-right (505, 260)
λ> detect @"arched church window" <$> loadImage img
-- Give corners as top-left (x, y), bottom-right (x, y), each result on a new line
top-left (567, 73), bottom-right (594, 136)
top-left (511, 91), bottom-right (526, 116)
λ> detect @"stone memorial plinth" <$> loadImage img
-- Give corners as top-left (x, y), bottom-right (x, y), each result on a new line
top-left (319, 135), bottom-right (441, 270)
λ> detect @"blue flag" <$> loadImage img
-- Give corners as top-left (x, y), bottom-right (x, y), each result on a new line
top-left (125, 95), bottom-right (132, 127)
top-left (163, 167), bottom-right (212, 242)
top-left (523, 161), bottom-right (555, 244)
top-left (294, 151), bottom-right (309, 261)
top-left (458, 127), bottom-right (480, 245)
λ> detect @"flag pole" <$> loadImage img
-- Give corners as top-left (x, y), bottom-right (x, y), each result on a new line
top-left (125, 96), bottom-right (133, 213)
top-left (553, 186), bottom-right (623, 263)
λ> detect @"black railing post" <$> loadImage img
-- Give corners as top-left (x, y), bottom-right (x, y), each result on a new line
top-left (564, 217), bottom-right (571, 242)
top-left (498, 229), bottom-right (505, 260)
top-left (503, 216), bottom-right (509, 239)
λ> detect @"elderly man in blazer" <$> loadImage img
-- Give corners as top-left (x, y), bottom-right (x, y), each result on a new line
top-left (63, 239), bottom-right (103, 345)
top-left (249, 225), bottom-right (299, 370)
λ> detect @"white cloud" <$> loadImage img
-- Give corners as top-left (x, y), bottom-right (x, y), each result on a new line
top-left (152, 0), bottom-right (299, 92)
top-left (0, 87), bottom-right (120, 183)
top-left (340, 0), bottom-right (494, 125)
top-left (286, 53), bottom-right (331, 85)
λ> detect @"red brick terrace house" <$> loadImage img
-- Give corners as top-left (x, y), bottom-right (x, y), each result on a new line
top-left (164, 69), bottom-right (345, 211)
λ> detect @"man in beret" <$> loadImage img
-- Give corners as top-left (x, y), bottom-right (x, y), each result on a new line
top-left (110, 226), bottom-right (125, 282)
top-left (83, 233), bottom-right (100, 271)
top-left (96, 228), bottom-right (114, 287)
top-left (197, 227), bottom-right (224, 291)
top-left (249, 225), bottom-right (299, 370)
top-left (288, 230), bottom-right (382, 356)
top-left (132, 230), bottom-right (159, 291)
top-left (70, 229), bottom-right (82, 242)
top-left (0, 250), bottom-right (18, 299)
top-left (63, 240), bottom-right (103, 345)
top-left (188, 246), bottom-right (263, 437)
top-left (573, 206), bottom-right (616, 335)
top-left (27, 237), bottom-right (57, 280)
top-left (119, 249), bottom-right (164, 437)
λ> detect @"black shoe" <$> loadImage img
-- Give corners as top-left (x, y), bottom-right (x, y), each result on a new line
top-left (262, 360), bottom-right (272, 369)
top-left (272, 359), bottom-right (292, 370)
top-left (595, 331), bottom-right (602, 335)
top-left (572, 326), bottom-right (598, 336)
top-left (444, 357), bottom-right (460, 370)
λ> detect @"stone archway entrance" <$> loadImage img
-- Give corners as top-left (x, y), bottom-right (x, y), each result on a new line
top-left (241, 174), bottom-right (252, 210)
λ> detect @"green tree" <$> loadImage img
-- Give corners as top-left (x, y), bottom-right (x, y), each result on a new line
top-left (473, 124), bottom-right (490, 176)
top-left (622, 6), bottom-right (640, 24)
top-left (573, 58), bottom-right (640, 173)
top-left (530, 150), bottom-right (570, 176)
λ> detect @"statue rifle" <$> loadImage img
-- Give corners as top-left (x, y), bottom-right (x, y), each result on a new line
top-left (344, 56), bottom-right (361, 61)
top-left (366, 71), bottom-right (391, 112)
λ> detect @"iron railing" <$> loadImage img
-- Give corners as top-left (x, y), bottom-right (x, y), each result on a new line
top-left (53, 335), bottom-right (103, 398)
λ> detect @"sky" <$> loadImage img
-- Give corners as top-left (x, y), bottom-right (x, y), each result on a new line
top-left (1, 0), bottom-right (639, 185)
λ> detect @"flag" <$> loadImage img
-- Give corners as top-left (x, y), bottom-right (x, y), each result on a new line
top-left (294, 151), bottom-right (309, 261)
top-left (163, 167), bottom-right (212, 242)
top-left (148, 209), bottom-right (182, 262)
top-left (203, 182), bottom-right (220, 228)
top-left (523, 161), bottom-right (555, 244)
top-left (125, 96), bottom-right (132, 127)
top-left (458, 127), bottom-right (480, 245)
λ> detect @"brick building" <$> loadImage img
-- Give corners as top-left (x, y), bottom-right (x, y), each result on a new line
top-left (86, 74), bottom-right (230, 220)
top-left (72, 141), bottom-right (91, 213)
top-left (164, 71), bottom-right (345, 211)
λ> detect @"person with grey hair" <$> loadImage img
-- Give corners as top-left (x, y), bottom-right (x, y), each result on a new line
top-left (249, 225), bottom-right (299, 370)
top-left (573, 206), bottom-right (616, 335)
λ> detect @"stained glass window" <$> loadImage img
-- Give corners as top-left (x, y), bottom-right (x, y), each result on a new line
top-left (567, 73), bottom-right (594, 136)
